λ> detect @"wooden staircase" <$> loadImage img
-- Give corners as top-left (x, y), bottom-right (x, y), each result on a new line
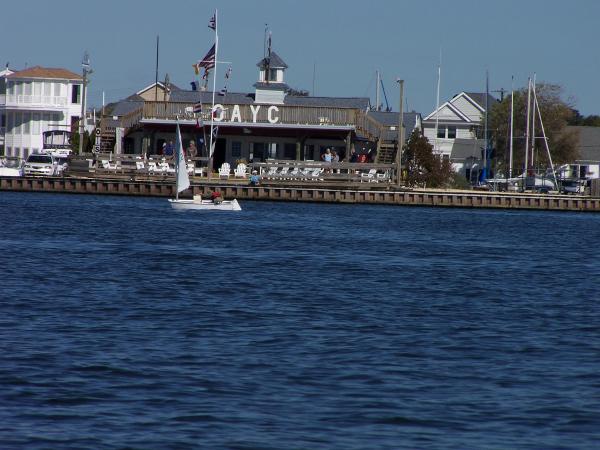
top-left (376, 141), bottom-right (397, 164)
top-left (97, 119), bottom-right (116, 153)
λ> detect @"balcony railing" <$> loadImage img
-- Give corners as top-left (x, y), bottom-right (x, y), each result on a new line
top-left (142, 101), bottom-right (359, 127)
top-left (5, 95), bottom-right (67, 107)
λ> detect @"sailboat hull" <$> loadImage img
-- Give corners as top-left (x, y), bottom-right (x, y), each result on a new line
top-left (169, 198), bottom-right (242, 211)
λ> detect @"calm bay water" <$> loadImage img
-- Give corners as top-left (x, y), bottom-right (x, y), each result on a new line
top-left (1, 191), bottom-right (600, 449)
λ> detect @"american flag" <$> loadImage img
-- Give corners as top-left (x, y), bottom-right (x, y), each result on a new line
top-left (195, 44), bottom-right (216, 71)
top-left (208, 13), bottom-right (216, 31)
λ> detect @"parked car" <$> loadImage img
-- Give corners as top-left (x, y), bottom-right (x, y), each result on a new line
top-left (23, 153), bottom-right (61, 176)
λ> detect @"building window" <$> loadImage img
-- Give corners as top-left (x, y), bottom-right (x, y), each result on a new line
top-left (447, 126), bottom-right (456, 139)
top-left (34, 81), bottom-right (41, 97)
top-left (43, 82), bottom-right (51, 97)
top-left (23, 113), bottom-right (31, 134)
top-left (32, 113), bottom-right (40, 134)
top-left (71, 85), bottom-right (81, 104)
top-left (15, 82), bottom-right (23, 96)
top-left (231, 141), bottom-right (242, 158)
top-left (0, 77), bottom-right (5, 95)
top-left (1, 113), bottom-right (5, 128)
top-left (24, 82), bottom-right (32, 96)
top-left (284, 143), bottom-right (296, 160)
top-left (15, 112), bottom-right (23, 134)
top-left (6, 146), bottom-right (12, 156)
top-left (437, 127), bottom-right (445, 139)
top-left (7, 112), bottom-right (14, 134)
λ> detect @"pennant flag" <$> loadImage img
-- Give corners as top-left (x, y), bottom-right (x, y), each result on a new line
top-left (193, 102), bottom-right (203, 113)
top-left (190, 81), bottom-right (198, 91)
top-left (218, 87), bottom-right (227, 96)
top-left (225, 66), bottom-right (232, 79)
top-left (267, 31), bottom-right (272, 57)
top-left (202, 68), bottom-right (210, 80)
top-left (208, 13), bottom-right (216, 31)
top-left (193, 63), bottom-right (200, 75)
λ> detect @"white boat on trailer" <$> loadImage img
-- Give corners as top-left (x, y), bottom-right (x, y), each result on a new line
top-left (168, 121), bottom-right (241, 211)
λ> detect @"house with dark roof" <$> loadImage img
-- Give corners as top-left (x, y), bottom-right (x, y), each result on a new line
top-left (558, 126), bottom-right (600, 179)
top-left (106, 48), bottom-right (417, 169)
top-left (422, 91), bottom-right (497, 177)
top-left (1, 66), bottom-right (83, 159)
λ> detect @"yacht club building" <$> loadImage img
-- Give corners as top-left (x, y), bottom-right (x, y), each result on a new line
top-left (105, 50), bottom-right (420, 167)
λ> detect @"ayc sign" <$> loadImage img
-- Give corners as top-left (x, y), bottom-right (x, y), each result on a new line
top-left (211, 104), bottom-right (280, 124)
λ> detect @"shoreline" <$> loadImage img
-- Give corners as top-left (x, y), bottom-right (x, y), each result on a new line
top-left (2, 175), bottom-right (599, 213)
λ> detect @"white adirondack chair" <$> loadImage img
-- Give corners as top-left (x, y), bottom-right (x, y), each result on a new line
top-left (234, 163), bottom-right (247, 178)
top-left (219, 162), bottom-right (231, 179)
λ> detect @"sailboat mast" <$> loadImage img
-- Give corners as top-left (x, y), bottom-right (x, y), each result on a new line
top-left (434, 55), bottom-right (441, 152)
top-left (509, 76), bottom-right (514, 178)
top-left (376, 70), bottom-right (380, 111)
top-left (532, 82), bottom-right (558, 188)
top-left (175, 120), bottom-right (179, 201)
top-left (483, 70), bottom-right (489, 182)
top-left (530, 74), bottom-right (537, 172)
top-left (524, 77), bottom-right (531, 178)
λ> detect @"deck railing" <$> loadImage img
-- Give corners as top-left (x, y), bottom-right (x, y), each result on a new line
top-left (115, 101), bottom-right (393, 143)
top-left (141, 101), bottom-right (361, 127)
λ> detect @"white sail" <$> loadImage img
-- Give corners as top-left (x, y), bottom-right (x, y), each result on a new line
top-left (175, 122), bottom-right (190, 194)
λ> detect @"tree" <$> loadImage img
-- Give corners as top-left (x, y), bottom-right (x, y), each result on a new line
top-left (568, 110), bottom-right (600, 127)
top-left (403, 130), bottom-right (453, 188)
top-left (489, 83), bottom-right (579, 175)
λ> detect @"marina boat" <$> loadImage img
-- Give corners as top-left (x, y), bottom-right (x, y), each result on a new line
top-left (168, 122), bottom-right (241, 211)
top-left (169, 196), bottom-right (242, 211)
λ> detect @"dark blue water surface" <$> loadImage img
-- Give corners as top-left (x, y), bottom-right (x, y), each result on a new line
top-left (1, 192), bottom-right (600, 449)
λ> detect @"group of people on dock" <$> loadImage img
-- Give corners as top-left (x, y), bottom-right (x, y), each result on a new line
top-left (321, 146), bottom-right (377, 164)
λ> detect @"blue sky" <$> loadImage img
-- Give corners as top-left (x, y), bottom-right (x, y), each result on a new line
top-left (3, 0), bottom-right (599, 115)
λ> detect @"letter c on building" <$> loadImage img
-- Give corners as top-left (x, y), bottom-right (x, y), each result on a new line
top-left (267, 105), bottom-right (279, 124)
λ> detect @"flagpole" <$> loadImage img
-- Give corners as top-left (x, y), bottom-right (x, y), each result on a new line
top-left (208, 8), bottom-right (218, 180)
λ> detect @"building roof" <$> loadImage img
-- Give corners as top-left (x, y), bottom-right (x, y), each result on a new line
top-left (168, 89), bottom-right (369, 109)
top-left (368, 111), bottom-right (421, 129)
top-left (450, 138), bottom-right (486, 160)
top-left (111, 99), bottom-right (144, 117)
top-left (136, 81), bottom-right (181, 96)
top-left (463, 92), bottom-right (497, 111)
top-left (567, 126), bottom-right (600, 162)
top-left (256, 51), bottom-right (288, 69)
top-left (7, 66), bottom-right (82, 80)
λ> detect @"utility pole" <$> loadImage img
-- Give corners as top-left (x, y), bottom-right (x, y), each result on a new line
top-left (396, 79), bottom-right (404, 187)
top-left (79, 51), bottom-right (91, 155)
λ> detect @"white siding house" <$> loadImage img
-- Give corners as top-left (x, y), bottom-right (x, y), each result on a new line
top-left (422, 92), bottom-right (497, 162)
top-left (1, 66), bottom-right (82, 159)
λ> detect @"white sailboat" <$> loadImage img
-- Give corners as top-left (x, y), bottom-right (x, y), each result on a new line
top-left (168, 121), bottom-right (241, 211)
